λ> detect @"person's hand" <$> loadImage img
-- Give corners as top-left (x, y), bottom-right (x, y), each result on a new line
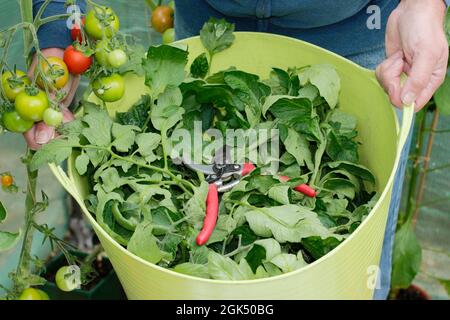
top-left (24, 48), bottom-right (80, 150)
top-left (376, 0), bottom-right (448, 112)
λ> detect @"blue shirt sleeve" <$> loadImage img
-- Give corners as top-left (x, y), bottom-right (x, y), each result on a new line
top-left (33, 0), bottom-right (86, 49)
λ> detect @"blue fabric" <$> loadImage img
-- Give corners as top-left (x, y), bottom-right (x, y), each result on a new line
top-left (33, 0), bottom-right (86, 49)
top-left (175, 0), bottom-right (398, 57)
top-left (373, 122), bottom-right (413, 299)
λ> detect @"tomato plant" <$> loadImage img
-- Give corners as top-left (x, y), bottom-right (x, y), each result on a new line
top-left (15, 88), bottom-right (49, 122)
top-left (1, 70), bottom-right (31, 102)
top-left (37, 57), bottom-right (69, 89)
top-left (64, 45), bottom-right (92, 75)
top-left (1, 110), bottom-right (34, 133)
top-left (85, 6), bottom-right (120, 40)
top-left (151, 5), bottom-right (174, 34)
top-left (0, 0), bottom-right (128, 301)
top-left (92, 73), bottom-right (125, 102)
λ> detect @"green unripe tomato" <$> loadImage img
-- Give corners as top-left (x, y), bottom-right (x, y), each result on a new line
top-left (1, 70), bottom-right (31, 102)
top-left (2, 110), bottom-right (34, 133)
top-left (85, 6), bottom-right (120, 40)
top-left (95, 40), bottom-right (111, 67)
top-left (14, 89), bottom-right (49, 122)
top-left (162, 28), bottom-right (175, 44)
top-left (107, 49), bottom-right (127, 68)
top-left (18, 288), bottom-right (48, 300)
top-left (55, 265), bottom-right (81, 292)
top-left (43, 108), bottom-right (63, 127)
top-left (36, 289), bottom-right (50, 300)
top-left (92, 73), bottom-right (125, 102)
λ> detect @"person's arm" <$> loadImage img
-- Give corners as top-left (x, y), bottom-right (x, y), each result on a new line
top-left (25, 0), bottom-right (86, 149)
top-left (376, 0), bottom-right (448, 112)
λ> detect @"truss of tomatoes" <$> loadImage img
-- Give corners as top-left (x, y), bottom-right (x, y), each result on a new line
top-left (0, 6), bottom-right (128, 134)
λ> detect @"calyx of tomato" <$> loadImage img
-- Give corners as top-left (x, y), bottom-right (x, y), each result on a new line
top-left (6, 70), bottom-right (28, 89)
top-left (94, 7), bottom-right (117, 27)
top-left (24, 86), bottom-right (40, 96)
top-left (73, 42), bottom-right (95, 57)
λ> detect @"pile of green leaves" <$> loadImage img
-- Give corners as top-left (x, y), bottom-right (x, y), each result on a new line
top-left (31, 18), bottom-right (378, 280)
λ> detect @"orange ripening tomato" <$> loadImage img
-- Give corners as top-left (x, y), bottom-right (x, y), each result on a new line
top-left (1, 175), bottom-right (13, 188)
top-left (151, 6), bottom-right (174, 34)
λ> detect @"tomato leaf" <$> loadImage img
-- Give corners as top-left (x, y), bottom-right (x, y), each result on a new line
top-left (391, 221), bottom-right (422, 289)
top-left (207, 251), bottom-right (253, 280)
top-left (270, 252), bottom-right (306, 273)
top-left (223, 70), bottom-right (271, 127)
top-left (245, 244), bottom-right (266, 273)
top-left (0, 229), bottom-right (21, 252)
top-left (190, 53), bottom-right (209, 79)
top-left (326, 161), bottom-right (376, 185)
top-left (135, 132), bottom-right (161, 163)
top-left (267, 185), bottom-right (290, 205)
top-left (75, 152), bottom-right (90, 176)
top-left (245, 205), bottom-right (339, 243)
top-left (264, 97), bottom-right (321, 141)
top-left (438, 279), bottom-right (450, 296)
top-left (173, 263), bottom-right (210, 278)
top-left (142, 44), bottom-right (188, 97)
top-left (0, 201), bottom-right (6, 222)
top-left (151, 86), bottom-right (184, 131)
top-left (200, 18), bottom-right (235, 56)
top-left (81, 103), bottom-right (113, 147)
top-left (127, 222), bottom-right (163, 264)
top-left (116, 95), bottom-right (152, 128)
top-left (434, 71), bottom-right (450, 115)
top-left (326, 128), bottom-right (359, 163)
top-left (30, 136), bottom-right (78, 171)
top-left (281, 127), bottom-right (314, 171)
top-left (111, 123), bottom-right (139, 153)
top-left (298, 64), bottom-right (341, 109)
top-left (301, 236), bottom-right (342, 260)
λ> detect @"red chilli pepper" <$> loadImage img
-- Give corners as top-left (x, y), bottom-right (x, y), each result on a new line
top-left (196, 184), bottom-right (219, 246)
top-left (279, 175), bottom-right (316, 198)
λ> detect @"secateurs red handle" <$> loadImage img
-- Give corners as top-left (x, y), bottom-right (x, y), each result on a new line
top-left (279, 175), bottom-right (317, 198)
top-left (196, 184), bottom-right (219, 246)
top-left (196, 162), bottom-right (255, 246)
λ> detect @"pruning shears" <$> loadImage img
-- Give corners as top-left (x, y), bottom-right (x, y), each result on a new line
top-left (184, 160), bottom-right (255, 246)
top-left (181, 146), bottom-right (317, 246)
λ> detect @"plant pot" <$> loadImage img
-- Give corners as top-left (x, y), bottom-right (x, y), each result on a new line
top-left (41, 250), bottom-right (127, 300)
top-left (390, 285), bottom-right (431, 300)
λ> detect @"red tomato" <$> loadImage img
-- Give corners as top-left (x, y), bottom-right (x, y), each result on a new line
top-left (71, 17), bottom-right (86, 43)
top-left (64, 45), bottom-right (92, 75)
